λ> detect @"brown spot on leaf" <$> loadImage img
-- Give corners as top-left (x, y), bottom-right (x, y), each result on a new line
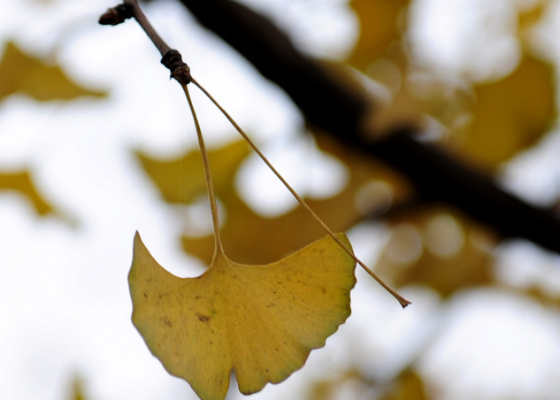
top-left (163, 317), bottom-right (173, 327)
top-left (196, 313), bottom-right (211, 322)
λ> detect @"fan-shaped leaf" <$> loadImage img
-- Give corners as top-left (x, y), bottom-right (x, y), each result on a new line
top-left (130, 232), bottom-right (356, 400)
top-left (347, 0), bottom-right (411, 71)
top-left (0, 170), bottom-right (55, 216)
top-left (461, 54), bottom-right (555, 169)
top-left (0, 41), bottom-right (106, 102)
top-left (136, 140), bottom-right (250, 204)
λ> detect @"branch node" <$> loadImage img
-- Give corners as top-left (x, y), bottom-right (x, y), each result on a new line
top-left (161, 50), bottom-right (192, 85)
top-left (99, 3), bottom-right (134, 26)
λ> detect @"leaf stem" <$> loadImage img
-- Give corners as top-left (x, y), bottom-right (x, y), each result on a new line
top-left (191, 78), bottom-right (411, 308)
top-left (183, 84), bottom-right (225, 257)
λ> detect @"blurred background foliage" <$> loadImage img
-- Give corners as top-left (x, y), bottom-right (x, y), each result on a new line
top-left (2, 0), bottom-right (560, 399)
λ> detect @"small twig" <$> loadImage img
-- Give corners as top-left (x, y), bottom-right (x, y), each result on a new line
top-left (100, 1), bottom-right (191, 84)
top-left (99, 3), bottom-right (133, 26)
top-left (123, 0), bottom-right (171, 55)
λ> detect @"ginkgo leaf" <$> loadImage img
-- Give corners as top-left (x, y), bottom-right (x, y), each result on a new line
top-left (0, 170), bottom-right (55, 215)
top-left (518, 0), bottom-right (549, 33)
top-left (347, 0), bottom-right (411, 71)
top-left (0, 41), bottom-right (106, 102)
top-left (138, 136), bottom-right (366, 263)
top-left (460, 54), bottom-right (555, 169)
top-left (182, 173), bottom-right (369, 265)
top-left (180, 133), bottom-right (410, 265)
top-left (136, 139), bottom-right (250, 204)
top-left (67, 375), bottom-right (90, 400)
top-left (307, 368), bottom-right (367, 400)
top-left (379, 369), bottom-right (429, 400)
top-left (376, 207), bottom-right (495, 297)
top-left (129, 232), bottom-right (356, 400)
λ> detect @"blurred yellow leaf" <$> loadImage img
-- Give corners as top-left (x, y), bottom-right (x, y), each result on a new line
top-left (379, 370), bottom-right (429, 400)
top-left (181, 135), bottom-right (410, 265)
top-left (347, 0), bottom-right (411, 72)
top-left (0, 41), bottom-right (106, 102)
top-left (0, 170), bottom-right (55, 215)
top-left (137, 140), bottom-right (250, 204)
top-left (377, 208), bottom-right (495, 297)
top-left (135, 134), bottom-right (402, 265)
top-left (182, 187), bottom-right (361, 265)
top-left (306, 367), bottom-right (429, 400)
top-left (460, 54), bottom-right (555, 169)
top-left (518, 0), bottom-right (550, 33)
top-left (67, 376), bottom-right (89, 400)
top-left (129, 232), bottom-right (356, 400)
top-left (306, 368), bottom-right (369, 400)
top-left (367, 73), bottom-right (472, 134)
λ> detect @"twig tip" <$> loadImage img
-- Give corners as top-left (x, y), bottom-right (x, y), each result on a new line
top-left (399, 298), bottom-right (412, 308)
top-left (99, 3), bottom-right (133, 26)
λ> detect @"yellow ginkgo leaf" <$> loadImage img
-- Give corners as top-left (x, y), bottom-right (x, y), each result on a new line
top-left (181, 164), bottom-right (377, 265)
top-left (136, 139), bottom-right (250, 204)
top-left (0, 41), bottom-right (106, 102)
top-left (67, 375), bottom-right (90, 400)
top-left (461, 54), bottom-right (555, 169)
top-left (379, 369), bottom-right (429, 400)
top-left (518, 0), bottom-right (550, 34)
top-left (0, 170), bottom-right (55, 216)
top-left (181, 132), bottom-right (411, 266)
top-left (129, 232), bottom-right (356, 400)
top-left (376, 207), bottom-right (495, 297)
top-left (347, 0), bottom-right (411, 72)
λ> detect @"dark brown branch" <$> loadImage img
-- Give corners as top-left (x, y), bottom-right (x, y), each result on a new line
top-left (99, 4), bottom-right (133, 26)
top-left (166, 0), bottom-right (560, 254)
top-left (101, 1), bottom-right (192, 84)
top-left (124, 0), bottom-right (171, 55)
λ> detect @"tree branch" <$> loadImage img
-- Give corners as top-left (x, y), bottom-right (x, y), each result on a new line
top-left (100, 0), bottom-right (192, 84)
top-left (124, 0), bottom-right (171, 55)
top-left (167, 0), bottom-right (560, 254)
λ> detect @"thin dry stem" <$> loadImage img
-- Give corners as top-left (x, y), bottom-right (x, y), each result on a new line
top-left (183, 84), bottom-right (225, 257)
top-left (191, 78), bottom-right (411, 308)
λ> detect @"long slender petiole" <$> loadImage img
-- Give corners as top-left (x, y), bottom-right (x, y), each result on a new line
top-left (183, 84), bottom-right (225, 257)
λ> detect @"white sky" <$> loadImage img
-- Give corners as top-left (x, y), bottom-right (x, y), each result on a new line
top-left (2, 0), bottom-right (560, 399)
